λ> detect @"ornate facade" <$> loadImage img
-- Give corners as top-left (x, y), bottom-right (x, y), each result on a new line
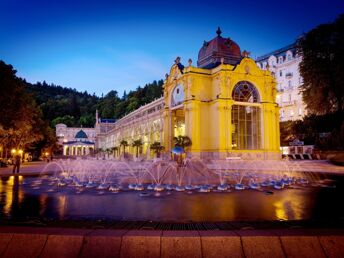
top-left (96, 29), bottom-right (281, 160)
top-left (96, 98), bottom-right (164, 159)
top-left (256, 42), bottom-right (307, 122)
top-left (56, 124), bottom-right (96, 155)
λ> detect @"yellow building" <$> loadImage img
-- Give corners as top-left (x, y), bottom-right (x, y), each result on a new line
top-left (98, 28), bottom-right (280, 160)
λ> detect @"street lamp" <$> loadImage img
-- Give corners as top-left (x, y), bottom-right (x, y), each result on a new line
top-left (18, 149), bottom-right (23, 161)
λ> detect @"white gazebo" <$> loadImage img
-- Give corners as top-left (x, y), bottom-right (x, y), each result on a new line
top-left (63, 129), bottom-right (95, 156)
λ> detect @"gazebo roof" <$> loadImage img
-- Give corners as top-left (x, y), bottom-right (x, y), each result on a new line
top-left (75, 130), bottom-right (88, 139)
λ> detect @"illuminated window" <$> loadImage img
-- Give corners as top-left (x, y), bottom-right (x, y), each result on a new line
top-left (232, 81), bottom-right (260, 103)
top-left (298, 108), bottom-right (302, 116)
top-left (231, 81), bottom-right (261, 150)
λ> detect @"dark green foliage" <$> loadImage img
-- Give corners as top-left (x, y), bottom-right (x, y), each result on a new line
top-left (51, 115), bottom-right (76, 127)
top-left (329, 153), bottom-right (344, 166)
top-left (114, 80), bottom-right (164, 118)
top-left (315, 121), bottom-right (344, 150)
top-left (290, 13), bottom-right (344, 151)
top-left (173, 135), bottom-right (192, 149)
top-left (0, 61), bottom-right (56, 155)
top-left (26, 79), bottom-right (164, 127)
top-left (120, 140), bottom-right (129, 156)
top-left (98, 90), bottom-right (120, 118)
top-left (26, 81), bottom-right (98, 127)
top-left (1, 60), bottom-right (163, 155)
top-left (280, 111), bottom-right (344, 150)
top-left (150, 141), bottom-right (164, 158)
top-left (0, 61), bottom-right (27, 129)
top-left (279, 121), bottom-right (295, 146)
top-left (132, 139), bottom-right (143, 158)
top-left (298, 14), bottom-right (344, 115)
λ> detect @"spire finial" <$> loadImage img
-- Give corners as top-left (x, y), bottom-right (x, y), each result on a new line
top-left (216, 27), bottom-right (222, 36)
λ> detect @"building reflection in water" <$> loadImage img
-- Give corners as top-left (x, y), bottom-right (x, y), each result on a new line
top-left (0, 175), bottom-right (335, 221)
top-left (1, 176), bottom-right (24, 216)
top-left (273, 191), bottom-right (307, 220)
top-left (57, 195), bottom-right (66, 219)
top-left (39, 194), bottom-right (48, 216)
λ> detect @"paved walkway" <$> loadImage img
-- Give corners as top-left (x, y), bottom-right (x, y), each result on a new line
top-left (286, 160), bottom-right (344, 173)
top-left (0, 161), bottom-right (51, 176)
top-left (0, 226), bottom-right (343, 258)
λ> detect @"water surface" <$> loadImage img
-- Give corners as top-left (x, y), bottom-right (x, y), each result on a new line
top-left (0, 175), bottom-right (343, 222)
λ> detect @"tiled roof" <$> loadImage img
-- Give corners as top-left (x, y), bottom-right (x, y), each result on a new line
top-left (100, 118), bottom-right (116, 123)
top-left (63, 140), bottom-right (95, 145)
top-left (256, 42), bottom-right (297, 62)
top-left (75, 130), bottom-right (88, 139)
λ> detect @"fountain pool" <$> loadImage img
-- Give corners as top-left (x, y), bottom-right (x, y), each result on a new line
top-left (0, 158), bottom-right (342, 222)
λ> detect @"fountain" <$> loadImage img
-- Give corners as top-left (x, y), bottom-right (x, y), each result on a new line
top-left (0, 152), bottom-right (339, 222)
top-left (38, 153), bottom-right (319, 195)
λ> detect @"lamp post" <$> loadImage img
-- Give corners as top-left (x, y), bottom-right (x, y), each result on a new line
top-left (18, 149), bottom-right (23, 162)
top-left (45, 152), bottom-right (50, 162)
top-left (8, 149), bottom-right (16, 164)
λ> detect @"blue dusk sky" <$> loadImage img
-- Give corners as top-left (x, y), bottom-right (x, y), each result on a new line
top-left (1, 0), bottom-right (343, 96)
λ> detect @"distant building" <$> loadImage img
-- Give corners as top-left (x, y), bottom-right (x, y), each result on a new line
top-left (55, 110), bottom-right (116, 156)
top-left (55, 124), bottom-right (96, 155)
top-left (256, 42), bottom-right (307, 122)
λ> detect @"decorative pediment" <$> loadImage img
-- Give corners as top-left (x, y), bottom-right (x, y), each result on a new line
top-left (166, 64), bottom-right (183, 83)
top-left (234, 57), bottom-right (267, 76)
top-left (165, 56), bottom-right (186, 84)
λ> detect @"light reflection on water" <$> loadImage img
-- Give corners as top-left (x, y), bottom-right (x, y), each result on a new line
top-left (0, 175), bottom-right (342, 222)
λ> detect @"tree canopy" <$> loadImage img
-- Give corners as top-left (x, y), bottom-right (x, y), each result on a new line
top-left (0, 59), bottom-right (164, 156)
top-left (298, 14), bottom-right (344, 115)
top-left (26, 79), bottom-right (164, 128)
top-left (173, 135), bottom-right (192, 149)
top-left (280, 111), bottom-right (344, 150)
top-left (0, 61), bottom-right (55, 155)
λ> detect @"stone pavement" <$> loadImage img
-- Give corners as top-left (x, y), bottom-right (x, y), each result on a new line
top-left (0, 226), bottom-right (344, 258)
top-left (0, 161), bottom-right (52, 176)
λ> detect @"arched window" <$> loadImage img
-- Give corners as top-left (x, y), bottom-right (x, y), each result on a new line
top-left (171, 84), bottom-right (184, 107)
top-left (232, 81), bottom-right (260, 102)
top-left (278, 56), bottom-right (283, 64)
top-left (231, 81), bottom-right (261, 150)
top-left (286, 50), bottom-right (293, 61)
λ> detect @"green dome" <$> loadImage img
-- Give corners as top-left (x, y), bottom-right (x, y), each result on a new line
top-left (75, 130), bottom-right (88, 139)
